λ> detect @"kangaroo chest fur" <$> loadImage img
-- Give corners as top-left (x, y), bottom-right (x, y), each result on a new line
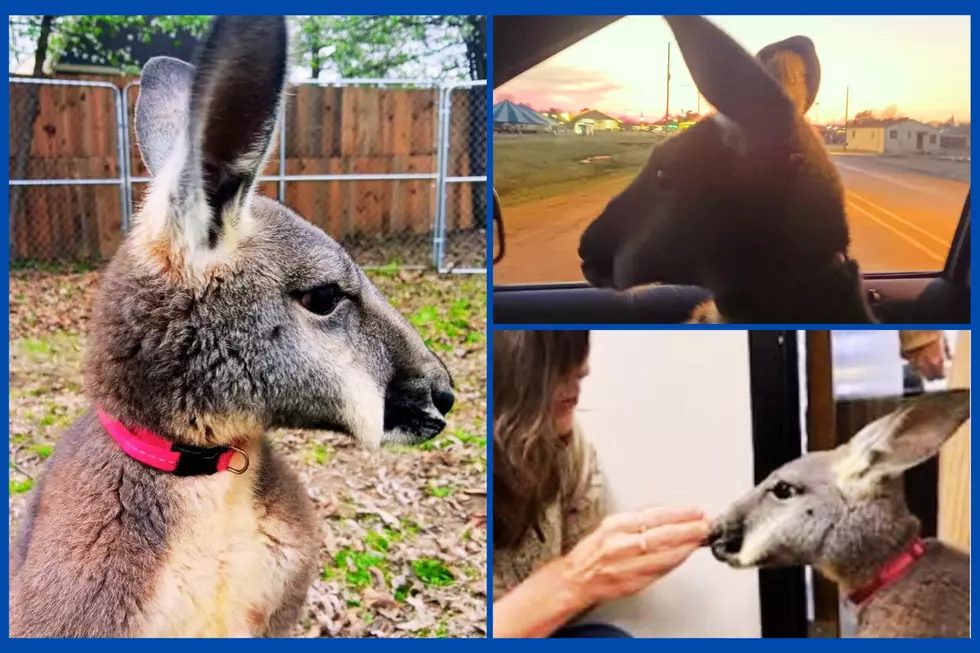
top-left (10, 416), bottom-right (318, 638)
top-left (141, 458), bottom-right (310, 637)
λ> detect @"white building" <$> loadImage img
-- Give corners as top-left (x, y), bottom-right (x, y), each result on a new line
top-left (846, 119), bottom-right (941, 154)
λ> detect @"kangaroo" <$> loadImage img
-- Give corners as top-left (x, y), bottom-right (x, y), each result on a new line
top-left (10, 16), bottom-right (455, 638)
top-left (578, 16), bottom-right (875, 324)
top-left (707, 389), bottom-right (970, 637)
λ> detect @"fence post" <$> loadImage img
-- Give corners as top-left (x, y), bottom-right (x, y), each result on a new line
top-left (120, 82), bottom-right (136, 232)
top-left (434, 86), bottom-right (454, 270)
top-left (278, 105), bottom-right (286, 204)
top-left (112, 86), bottom-right (129, 236)
top-left (432, 86), bottom-right (446, 268)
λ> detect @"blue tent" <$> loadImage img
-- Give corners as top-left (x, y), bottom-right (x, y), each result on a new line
top-left (493, 100), bottom-right (553, 126)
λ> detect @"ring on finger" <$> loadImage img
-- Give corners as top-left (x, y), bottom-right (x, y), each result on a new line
top-left (639, 532), bottom-right (648, 554)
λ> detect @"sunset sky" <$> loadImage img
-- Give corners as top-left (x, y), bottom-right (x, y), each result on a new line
top-left (494, 15), bottom-right (971, 124)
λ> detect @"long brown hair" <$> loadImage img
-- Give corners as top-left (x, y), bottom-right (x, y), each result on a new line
top-left (493, 330), bottom-right (590, 550)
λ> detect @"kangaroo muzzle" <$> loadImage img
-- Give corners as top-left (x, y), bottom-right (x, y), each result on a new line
top-left (707, 518), bottom-right (745, 562)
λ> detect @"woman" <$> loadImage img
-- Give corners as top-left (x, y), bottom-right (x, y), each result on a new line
top-left (492, 330), bottom-right (709, 638)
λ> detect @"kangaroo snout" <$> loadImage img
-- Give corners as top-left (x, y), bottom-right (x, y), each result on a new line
top-left (383, 346), bottom-right (455, 445)
top-left (578, 211), bottom-right (619, 288)
top-left (707, 518), bottom-right (744, 563)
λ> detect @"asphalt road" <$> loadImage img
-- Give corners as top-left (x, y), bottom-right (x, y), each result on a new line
top-left (493, 154), bottom-right (969, 285)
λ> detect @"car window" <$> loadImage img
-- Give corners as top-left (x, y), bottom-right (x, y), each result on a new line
top-left (493, 15), bottom-right (971, 286)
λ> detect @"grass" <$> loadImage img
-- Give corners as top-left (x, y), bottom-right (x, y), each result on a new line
top-left (426, 481), bottom-right (454, 499)
top-left (28, 444), bottom-right (54, 458)
top-left (412, 559), bottom-right (455, 587)
top-left (10, 479), bottom-right (34, 494)
top-left (418, 427), bottom-right (486, 453)
top-left (408, 297), bottom-right (484, 353)
top-left (329, 548), bottom-right (387, 589)
top-left (493, 131), bottom-right (660, 205)
top-left (306, 442), bottom-right (332, 466)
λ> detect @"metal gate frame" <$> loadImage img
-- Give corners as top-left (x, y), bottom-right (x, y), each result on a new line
top-left (8, 77), bottom-right (128, 242)
top-left (434, 79), bottom-right (488, 274)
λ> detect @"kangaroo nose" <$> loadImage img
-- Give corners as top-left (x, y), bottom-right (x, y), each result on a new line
top-left (432, 387), bottom-right (455, 416)
top-left (704, 522), bottom-right (724, 547)
top-left (709, 522), bottom-right (744, 558)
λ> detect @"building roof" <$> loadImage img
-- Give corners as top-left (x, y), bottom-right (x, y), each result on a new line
top-left (850, 118), bottom-right (937, 131)
top-left (572, 109), bottom-right (618, 122)
top-left (493, 100), bottom-right (553, 126)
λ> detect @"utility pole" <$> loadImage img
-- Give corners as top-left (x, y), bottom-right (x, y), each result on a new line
top-left (665, 42), bottom-right (671, 120)
top-left (843, 85), bottom-right (850, 151)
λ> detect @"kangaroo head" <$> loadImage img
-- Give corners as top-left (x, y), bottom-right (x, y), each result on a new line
top-left (84, 16), bottom-right (454, 450)
top-left (708, 390), bottom-right (969, 583)
top-left (579, 16), bottom-right (850, 297)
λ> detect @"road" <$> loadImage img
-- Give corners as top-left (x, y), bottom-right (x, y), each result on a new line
top-left (493, 154), bottom-right (969, 285)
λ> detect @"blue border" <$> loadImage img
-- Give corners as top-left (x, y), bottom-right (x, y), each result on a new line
top-left (485, 12), bottom-right (496, 639)
top-left (4, 7), bottom-right (978, 644)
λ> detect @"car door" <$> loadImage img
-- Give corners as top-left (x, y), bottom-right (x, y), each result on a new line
top-left (493, 189), bottom-right (970, 324)
top-left (491, 16), bottom-right (971, 325)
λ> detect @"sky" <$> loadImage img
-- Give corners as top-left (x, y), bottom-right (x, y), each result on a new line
top-left (494, 15), bottom-right (971, 124)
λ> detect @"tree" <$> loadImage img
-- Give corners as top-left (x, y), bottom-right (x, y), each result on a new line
top-left (289, 16), bottom-right (488, 246)
top-left (292, 15), bottom-right (485, 81)
top-left (852, 109), bottom-right (876, 124)
top-left (10, 15), bottom-right (209, 74)
top-left (881, 105), bottom-right (902, 120)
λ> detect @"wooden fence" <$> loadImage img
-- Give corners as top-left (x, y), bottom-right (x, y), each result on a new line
top-left (9, 76), bottom-right (482, 264)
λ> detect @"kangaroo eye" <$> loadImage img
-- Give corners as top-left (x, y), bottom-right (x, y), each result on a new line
top-left (298, 284), bottom-right (343, 316)
top-left (770, 481), bottom-right (799, 500)
top-left (655, 168), bottom-right (671, 189)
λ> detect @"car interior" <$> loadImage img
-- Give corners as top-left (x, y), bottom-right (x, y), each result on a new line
top-left (491, 16), bottom-right (971, 325)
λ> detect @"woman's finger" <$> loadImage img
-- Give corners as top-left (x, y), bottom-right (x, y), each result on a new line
top-left (635, 505), bottom-right (706, 531)
top-left (643, 520), bottom-right (711, 551)
top-left (598, 519), bottom-right (709, 562)
top-left (616, 542), bottom-right (701, 578)
top-left (599, 506), bottom-right (705, 537)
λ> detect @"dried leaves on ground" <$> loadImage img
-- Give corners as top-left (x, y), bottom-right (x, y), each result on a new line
top-left (8, 266), bottom-right (487, 637)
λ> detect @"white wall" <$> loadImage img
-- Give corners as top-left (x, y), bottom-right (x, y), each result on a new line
top-left (884, 121), bottom-right (942, 154)
top-left (574, 330), bottom-right (762, 638)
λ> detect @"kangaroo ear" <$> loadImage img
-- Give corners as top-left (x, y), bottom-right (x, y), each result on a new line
top-left (136, 16), bottom-right (288, 264)
top-left (756, 36), bottom-right (820, 116)
top-left (183, 15), bottom-right (288, 250)
top-left (838, 389), bottom-right (970, 487)
top-left (135, 57), bottom-right (195, 177)
top-left (663, 15), bottom-right (797, 140)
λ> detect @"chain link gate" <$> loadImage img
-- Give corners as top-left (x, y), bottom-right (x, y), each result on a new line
top-left (9, 78), bottom-right (128, 264)
top-left (10, 76), bottom-right (487, 273)
top-left (434, 80), bottom-right (487, 273)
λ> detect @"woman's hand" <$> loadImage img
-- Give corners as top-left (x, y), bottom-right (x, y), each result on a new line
top-left (905, 336), bottom-right (949, 381)
top-left (492, 505), bottom-right (708, 638)
top-left (559, 506), bottom-right (709, 605)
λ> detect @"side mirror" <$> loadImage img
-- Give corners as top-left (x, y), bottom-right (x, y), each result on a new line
top-left (493, 188), bottom-right (505, 265)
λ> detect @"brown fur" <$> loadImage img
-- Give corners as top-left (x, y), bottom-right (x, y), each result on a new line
top-left (10, 413), bottom-right (318, 637)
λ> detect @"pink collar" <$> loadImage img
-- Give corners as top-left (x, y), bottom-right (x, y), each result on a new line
top-left (97, 409), bottom-right (249, 476)
top-left (848, 537), bottom-right (926, 606)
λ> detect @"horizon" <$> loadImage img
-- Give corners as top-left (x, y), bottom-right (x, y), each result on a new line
top-left (493, 97), bottom-right (971, 127)
top-left (494, 15), bottom-right (971, 126)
